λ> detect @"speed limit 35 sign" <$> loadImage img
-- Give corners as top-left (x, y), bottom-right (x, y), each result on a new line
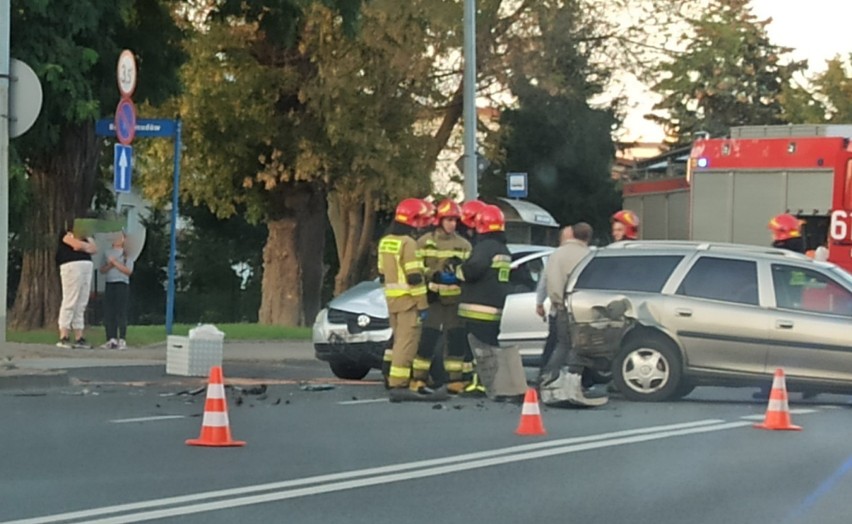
top-left (117, 49), bottom-right (137, 98)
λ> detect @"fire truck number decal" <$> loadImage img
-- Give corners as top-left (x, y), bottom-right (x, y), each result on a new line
top-left (830, 210), bottom-right (851, 241)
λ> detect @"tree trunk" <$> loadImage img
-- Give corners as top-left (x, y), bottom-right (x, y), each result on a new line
top-left (328, 184), bottom-right (377, 296)
top-left (9, 122), bottom-right (99, 330)
top-left (258, 183), bottom-right (327, 326)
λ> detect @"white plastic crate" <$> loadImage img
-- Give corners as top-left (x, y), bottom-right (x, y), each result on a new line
top-left (166, 335), bottom-right (224, 377)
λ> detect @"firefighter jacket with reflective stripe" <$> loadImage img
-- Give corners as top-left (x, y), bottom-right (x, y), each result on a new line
top-left (417, 230), bottom-right (472, 305)
top-left (456, 234), bottom-right (512, 322)
top-left (378, 233), bottom-right (428, 313)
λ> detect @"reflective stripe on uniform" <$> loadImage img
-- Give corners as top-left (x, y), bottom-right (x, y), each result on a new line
top-left (428, 282), bottom-right (462, 296)
top-left (389, 365), bottom-right (411, 379)
top-left (384, 283), bottom-right (412, 298)
top-left (404, 260), bottom-right (425, 272)
top-left (458, 302), bottom-right (502, 321)
top-left (491, 254), bottom-right (512, 283)
top-left (412, 357), bottom-right (432, 371)
top-left (383, 349), bottom-right (393, 363)
top-left (444, 359), bottom-right (464, 372)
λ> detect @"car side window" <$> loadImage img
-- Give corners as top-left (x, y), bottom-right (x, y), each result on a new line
top-left (771, 264), bottom-right (852, 316)
top-left (509, 256), bottom-right (545, 294)
top-left (676, 257), bottom-right (758, 306)
top-left (574, 255), bottom-right (683, 293)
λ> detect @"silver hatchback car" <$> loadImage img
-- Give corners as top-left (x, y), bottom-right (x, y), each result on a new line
top-left (564, 241), bottom-right (852, 401)
top-left (313, 244), bottom-right (553, 379)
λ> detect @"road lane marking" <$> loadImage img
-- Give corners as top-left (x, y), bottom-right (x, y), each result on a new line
top-left (0, 418), bottom-right (732, 524)
top-left (337, 398), bottom-right (389, 405)
top-left (109, 416), bottom-right (186, 424)
top-left (69, 421), bottom-right (758, 523)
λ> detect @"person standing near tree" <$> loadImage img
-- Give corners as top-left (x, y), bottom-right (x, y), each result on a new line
top-left (100, 230), bottom-right (134, 350)
top-left (56, 227), bottom-right (98, 349)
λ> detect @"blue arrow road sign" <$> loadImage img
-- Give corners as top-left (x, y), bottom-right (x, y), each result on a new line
top-left (114, 144), bottom-right (133, 193)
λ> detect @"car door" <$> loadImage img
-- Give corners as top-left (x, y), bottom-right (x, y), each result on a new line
top-left (766, 263), bottom-right (852, 380)
top-left (666, 255), bottom-right (773, 374)
top-left (499, 251), bottom-right (550, 356)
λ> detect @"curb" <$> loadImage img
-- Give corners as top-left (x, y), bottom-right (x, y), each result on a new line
top-left (0, 368), bottom-right (70, 391)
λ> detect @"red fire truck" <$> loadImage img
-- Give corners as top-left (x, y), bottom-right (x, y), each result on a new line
top-left (622, 124), bottom-right (852, 273)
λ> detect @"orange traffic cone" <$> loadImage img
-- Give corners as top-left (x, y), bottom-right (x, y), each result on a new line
top-left (186, 366), bottom-right (246, 447)
top-left (515, 388), bottom-right (547, 436)
top-left (754, 368), bottom-right (802, 431)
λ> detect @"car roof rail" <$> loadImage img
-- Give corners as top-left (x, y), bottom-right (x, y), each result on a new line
top-left (605, 240), bottom-right (811, 260)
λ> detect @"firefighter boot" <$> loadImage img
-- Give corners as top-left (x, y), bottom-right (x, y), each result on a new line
top-left (389, 381), bottom-right (450, 403)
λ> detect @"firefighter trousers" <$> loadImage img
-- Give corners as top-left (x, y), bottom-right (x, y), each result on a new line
top-left (412, 302), bottom-right (466, 384)
top-left (388, 308), bottom-right (421, 388)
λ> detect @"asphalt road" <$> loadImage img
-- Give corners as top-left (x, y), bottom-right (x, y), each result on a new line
top-left (2, 356), bottom-right (852, 524)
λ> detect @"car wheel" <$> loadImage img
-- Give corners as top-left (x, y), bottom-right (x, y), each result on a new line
top-left (613, 335), bottom-right (683, 402)
top-left (672, 380), bottom-right (696, 400)
top-left (328, 361), bottom-right (371, 380)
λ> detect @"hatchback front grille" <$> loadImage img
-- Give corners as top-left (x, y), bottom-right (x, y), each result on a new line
top-left (327, 308), bottom-right (390, 332)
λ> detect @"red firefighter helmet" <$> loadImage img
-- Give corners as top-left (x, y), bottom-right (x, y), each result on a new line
top-left (612, 210), bottom-right (640, 240)
top-left (420, 200), bottom-right (436, 228)
top-left (435, 199), bottom-right (462, 222)
top-left (768, 213), bottom-right (802, 241)
top-left (476, 205), bottom-right (505, 234)
top-left (394, 198), bottom-right (430, 227)
top-left (460, 200), bottom-right (487, 228)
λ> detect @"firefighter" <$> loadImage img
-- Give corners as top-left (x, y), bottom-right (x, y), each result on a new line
top-left (411, 199), bottom-right (472, 393)
top-left (611, 209), bottom-right (640, 241)
top-left (454, 204), bottom-right (513, 395)
top-left (459, 199), bottom-right (487, 242)
top-left (378, 198), bottom-right (447, 402)
top-left (768, 213), bottom-right (806, 253)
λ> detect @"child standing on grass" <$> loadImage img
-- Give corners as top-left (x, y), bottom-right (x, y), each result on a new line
top-left (100, 231), bottom-right (133, 349)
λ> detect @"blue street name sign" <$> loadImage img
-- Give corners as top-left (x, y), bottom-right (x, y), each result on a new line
top-left (507, 172), bottom-right (528, 199)
top-left (114, 144), bottom-right (133, 193)
top-left (96, 118), bottom-right (177, 138)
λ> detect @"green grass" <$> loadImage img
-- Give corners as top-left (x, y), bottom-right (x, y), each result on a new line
top-left (7, 323), bottom-right (312, 346)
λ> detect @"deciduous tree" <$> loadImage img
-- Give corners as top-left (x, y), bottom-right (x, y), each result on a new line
top-left (8, 0), bottom-right (184, 329)
top-left (648, 0), bottom-right (805, 144)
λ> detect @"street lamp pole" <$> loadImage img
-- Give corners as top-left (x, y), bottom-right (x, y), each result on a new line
top-left (462, 0), bottom-right (478, 202)
top-left (0, 0), bottom-right (11, 342)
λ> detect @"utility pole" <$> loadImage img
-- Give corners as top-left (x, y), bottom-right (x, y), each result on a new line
top-left (462, 0), bottom-right (477, 202)
top-left (0, 0), bottom-right (11, 342)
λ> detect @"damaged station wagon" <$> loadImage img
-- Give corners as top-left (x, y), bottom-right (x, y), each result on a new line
top-left (565, 241), bottom-right (852, 401)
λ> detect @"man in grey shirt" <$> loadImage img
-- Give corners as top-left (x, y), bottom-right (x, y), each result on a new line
top-left (539, 222), bottom-right (607, 407)
top-left (535, 225), bottom-right (573, 378)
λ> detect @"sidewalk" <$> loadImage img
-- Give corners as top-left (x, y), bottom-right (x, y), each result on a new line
top-left (0, 339), bottom-right (315, 389)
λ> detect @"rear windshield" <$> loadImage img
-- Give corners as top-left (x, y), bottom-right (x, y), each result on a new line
top-left (574, 255), bottom-right (683, 293)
